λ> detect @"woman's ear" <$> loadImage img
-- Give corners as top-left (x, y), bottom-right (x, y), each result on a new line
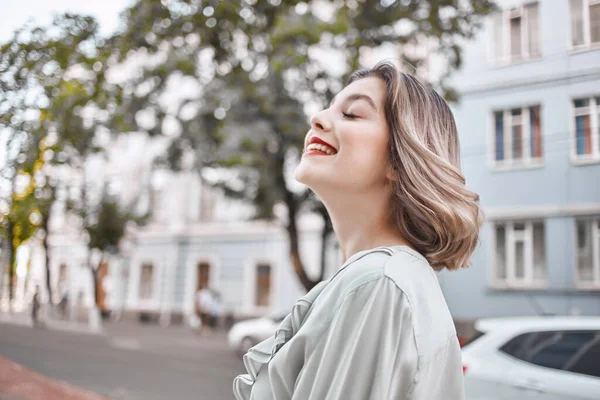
top-left (386, 165), bottom-right (398, 182)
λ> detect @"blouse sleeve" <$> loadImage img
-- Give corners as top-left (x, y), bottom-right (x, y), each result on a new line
top-left (292, 276), bottom-right (419, 400)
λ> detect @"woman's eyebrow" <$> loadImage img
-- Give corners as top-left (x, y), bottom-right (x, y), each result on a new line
top-left (330, 93), bottom-right (378, 111)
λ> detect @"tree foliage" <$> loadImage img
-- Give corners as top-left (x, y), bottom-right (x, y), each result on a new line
top-left (1, 1), bottom-right (496, 295)
top-left (111, 0), bottom-right (495, 291)
top-left (0, 14), bottom-right (120, 302)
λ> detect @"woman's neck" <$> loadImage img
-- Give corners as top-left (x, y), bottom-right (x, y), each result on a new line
top-left (322, 191), bottom-right (410, 263)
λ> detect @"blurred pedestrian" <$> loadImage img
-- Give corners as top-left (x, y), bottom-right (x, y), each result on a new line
top-left (234, 62), bottom-right (483, 400)
top-left (31, 286), bottom-right (41, 328)
top-left (209, 290), bottom-right (222, 332)
top-left (58, 285), bottom-right (69, 318)
top-left (195, 287), bottom-right (213, 335)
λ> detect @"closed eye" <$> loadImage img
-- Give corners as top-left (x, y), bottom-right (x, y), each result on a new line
top-left (342, 112), bottom-right (359, 119)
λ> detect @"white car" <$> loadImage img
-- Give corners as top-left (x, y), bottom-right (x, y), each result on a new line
top-left (228, 312), bottom-right (287, 355)
top-left (462, 316), bottom-right (600, 399)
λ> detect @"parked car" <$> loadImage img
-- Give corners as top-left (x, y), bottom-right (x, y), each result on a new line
top-left (227, 312), bottom-right (288, 355)
top-left (462, 316), bottom-right (600, 399)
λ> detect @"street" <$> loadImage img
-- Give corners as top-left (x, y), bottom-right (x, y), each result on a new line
top-left (0, 322), bottom-right (245, 400)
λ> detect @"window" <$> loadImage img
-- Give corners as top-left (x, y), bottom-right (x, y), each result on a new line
top-left (500, 330), bottom-right (600, 378)
top-left (530, 332), bottom-right (596, 370)
top-left (572, 97), bottom-right (600, 162)
top-left (58, 263), bottom-right (68, 288)
top-left (576, 218), bottom-right (600, 286)
top-left (500, 332), bottom-right (535, 359)
top-left (197, 261), bottom-right (210, 290)
top-left (567, 334), bottom-right (600, 378)
top-left (493, 106), bottom-right (542, 167)
top-left (570, 0), bottom-right (600, 48)
top-left (139, 263), bottom-right (154, 300)
top-left (255, 263), bottom-right (271, 307)
top-left (491, 2), bottom-right (540, 64)
top-left (494, 220), bottom-right (546, 287)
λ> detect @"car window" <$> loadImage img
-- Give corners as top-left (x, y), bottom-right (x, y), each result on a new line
top-left (565, 334), bottom-right (600, 378)
top-left (500, 332), bottom-right (534, 360)
top-left (500, 330), bottom-right (600, 378)
top-left (529, 332), bottom-right (596, 370)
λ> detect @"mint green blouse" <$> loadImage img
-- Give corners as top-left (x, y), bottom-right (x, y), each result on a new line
top-left (233, 246), bottom-right (465, 400)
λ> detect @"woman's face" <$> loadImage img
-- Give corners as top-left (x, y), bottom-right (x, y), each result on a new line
top-left (294, 76), bottom-right (392, 195)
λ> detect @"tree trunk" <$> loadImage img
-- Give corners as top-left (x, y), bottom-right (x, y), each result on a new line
top-left (92, 267), bottom-right (99, 308)
top-left (0, 240), bottom-right (5, 301)
top-left (316, 205), bottom-right (333, 282)
top-left (275, 149), bottom-right (319, 292)
top-left (284, 187), bottom-right (319, 291)
top-left (90, 253), bottom-right (101, 308)
top-left (7, 220), bottom-right (15, 304)
top-left (42, 213), bottom-right (53, 305)
top-left (87, 251), bottom-right (102, 330)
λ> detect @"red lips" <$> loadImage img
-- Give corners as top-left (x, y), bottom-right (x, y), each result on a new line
top-left (307, 136), bottom-right (337, 151)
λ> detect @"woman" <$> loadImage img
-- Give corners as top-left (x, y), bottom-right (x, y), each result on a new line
top-left (234, 62), bottom-right (483, 400)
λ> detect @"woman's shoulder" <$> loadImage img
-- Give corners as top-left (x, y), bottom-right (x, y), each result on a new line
top-left (383, 247), bottom-right (458, 357)
top-left (383, 246), bottom-right (438, 291)
top-left (382, 246), bottom-right (448, 309)
top-left (327, 246), bottom-right (428, 294)
top-left (315, 246), bottom-right (456, 355)
top-left (329, 249), bottom-right (392, 294)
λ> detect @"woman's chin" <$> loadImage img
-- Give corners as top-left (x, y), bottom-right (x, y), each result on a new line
top-left (295, 158), bottom-right (342, 193)
top-left (293, 163), bottom-right (309, 185)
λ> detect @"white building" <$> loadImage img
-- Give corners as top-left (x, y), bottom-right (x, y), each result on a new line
top-left (28, 133), bottom-right (339, 325)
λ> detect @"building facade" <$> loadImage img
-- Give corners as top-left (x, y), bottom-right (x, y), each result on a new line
top-left (117, 216), bottom-right (338, 325)
top-left (441, 0), bottom-right (600, 328)
top-left (27, 133), bottom-right (340, 325)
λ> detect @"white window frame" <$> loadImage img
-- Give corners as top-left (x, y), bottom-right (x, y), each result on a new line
top-left (490, 105), bottom-right (543, 169)
top-left (492, 220), bottom-right (547, 289)
top-left (570, 0), bottom-right (600, 50)
top-left (491, 2), bottom-right (541, 65)
top-left (575, 218), bottom-right (600, 288)
top-left (571, 96), bottom-right (600, 165)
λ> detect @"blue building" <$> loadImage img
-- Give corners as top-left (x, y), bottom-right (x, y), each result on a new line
top-left (441, 0), bottom-right (600, 332)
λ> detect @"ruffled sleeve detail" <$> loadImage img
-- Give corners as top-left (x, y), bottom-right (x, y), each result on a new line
top-left (233, 281), bottom-right (328, 400)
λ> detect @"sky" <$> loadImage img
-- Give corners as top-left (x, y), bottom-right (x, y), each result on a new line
top-left (0, 0), bottom-right (132, 43)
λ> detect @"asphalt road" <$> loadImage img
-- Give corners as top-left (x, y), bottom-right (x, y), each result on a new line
top-left (0, 322), bottom-right (245, 400)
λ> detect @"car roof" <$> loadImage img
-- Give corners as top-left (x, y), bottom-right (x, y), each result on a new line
top-left (476, 316), bottom-right (600, 333)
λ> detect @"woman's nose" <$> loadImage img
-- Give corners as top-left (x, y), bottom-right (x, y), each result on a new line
top-left (310, 110), bottom-right (332, 132)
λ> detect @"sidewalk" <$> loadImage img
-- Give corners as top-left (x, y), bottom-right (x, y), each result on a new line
top-left (0, 312), bottom-right (103, 336)
top-left (0, 311), bottom-right (231, 353)
top-left (0, 355), bottom-right (107, 400)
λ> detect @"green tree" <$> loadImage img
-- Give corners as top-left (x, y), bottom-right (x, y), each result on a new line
top-left (0, 179), bottom-right (40, 303)
top-left (85, 194), bottom-right (133, 308)
top-left (67, 177), bottom-right (149, 327)
top-left (111, 0), bottom-right (495, 291)
top-left (0, 14), bottom-right (116, 303)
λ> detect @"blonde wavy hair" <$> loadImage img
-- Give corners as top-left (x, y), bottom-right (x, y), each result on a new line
top-left (348, 62), bottom-right (484, 271)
